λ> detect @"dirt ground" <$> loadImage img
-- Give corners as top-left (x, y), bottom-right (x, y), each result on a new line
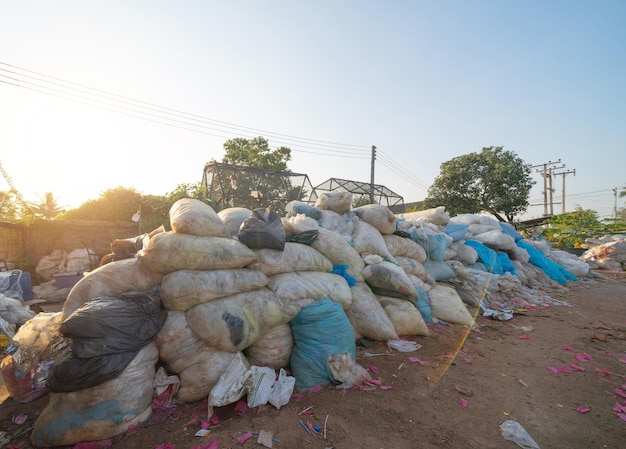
top-left (1, 270), bottom-right (625, 449)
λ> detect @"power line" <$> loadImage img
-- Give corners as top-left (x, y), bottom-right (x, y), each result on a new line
top-left (0, 62), bottom-right (371, 156)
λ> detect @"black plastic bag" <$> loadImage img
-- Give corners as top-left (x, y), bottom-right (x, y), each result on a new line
top-left (237, 208), bottom-right (286, 250)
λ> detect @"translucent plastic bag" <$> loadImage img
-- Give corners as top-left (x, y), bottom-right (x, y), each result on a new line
top-left (500, 420), bottom-right (540, 449)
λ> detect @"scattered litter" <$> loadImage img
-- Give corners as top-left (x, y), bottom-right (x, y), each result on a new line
top-left (547, 366), bottom-right (572, 374)
top-left (518, 335), bottom-right (531, 340)
top-left (500, 419), bottom-right (540, 449)
top-left (387, 340), bottom-right (421, 352)
top-left (237, 432), bottom-right (254, 444)
top-left (562, 346), bottom-right (574, 351)
top-left (194, 428), bottom-right (210, 437)
top-left (512, 325), bottom-right (534, 332)
top-left (574, 353), bottom-right (593, 362)
top-left (482, 307), bottom-right (513, 321)
top-left (408, 356), bottom-right (430, 365)
top-left (12, 413), bottom-right (27, 425)
top-left (257, 430), bottom-right (275, 448)
top-left (570, 364), bottom-right (585, 372)
top-left (458, 397), bottom-right (468, 407)
top-left (299, 406), bottom-right (314, 416)
top-left (612, 388), bottom-right (626, 399)
top-left (576, 405), bottom-right (590, 414)
top-left (518, 379), bottom-right (529, 387)
top-left (595, 368), bottom-right (611, 376)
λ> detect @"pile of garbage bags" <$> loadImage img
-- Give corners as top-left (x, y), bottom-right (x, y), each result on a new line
top-left (0, 194), bottom-right (589, 447)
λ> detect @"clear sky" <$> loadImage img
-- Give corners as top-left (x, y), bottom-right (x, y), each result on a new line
top-left (1, 1), bottom-right (624, 220)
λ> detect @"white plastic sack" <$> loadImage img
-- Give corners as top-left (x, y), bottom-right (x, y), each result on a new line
top-left (249, 243), bottom-right (333, 276)
top-left (428, 284), bottom-right (475, 326)
top-left (169, 198), bottom-right (228, 237)
top-left (352, 204), bottom-right (397, 235)
top-left (267, 272), bottom-right (353, 309)
top-left (352, 219), bottom-right (397, 263)
top-left (160, 269), bottom-right (270, 311)
top-left (62, 257), bottom-right (164, 320)
top-left (140, 232), bottom-right (257, 274)
top-left (379, 296), bottom-right (429, 336)
top-left (217, 207), bottom-right (252, 238)
top-left (383, 234), bottom-right (427, 262)
top-left (345, 283), bottom-right (399, 342)
top-left (314, 190), bottom-right (352, 214)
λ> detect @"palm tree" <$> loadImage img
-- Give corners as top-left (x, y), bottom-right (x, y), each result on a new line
top-left (32, 192), bottom-right (66, 219)
top-left (620, 186), bottom-right (626, 199)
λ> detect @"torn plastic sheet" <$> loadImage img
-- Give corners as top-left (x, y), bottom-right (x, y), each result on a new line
top-left (480, 302), bottom-right (513, 321)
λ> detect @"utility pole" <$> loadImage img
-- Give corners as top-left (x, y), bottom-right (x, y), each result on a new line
top-left (370, 145), bottom-right (376, 204)
top-left (532, 160), bottom-right (564, 216)
top-left (552, 169), bottom-right (576, 214)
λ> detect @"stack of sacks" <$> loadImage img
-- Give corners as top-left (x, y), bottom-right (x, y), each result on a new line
top-left (285, 195), bottom-right (432, 337)
top-left (143, 199), bottom-right (311, 403)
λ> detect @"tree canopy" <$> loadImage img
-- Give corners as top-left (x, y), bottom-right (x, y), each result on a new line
top-left (423, 146), bottom-right (535, 222)
top-left (31, 192), bottom-right (66, 219)
top-left (222, 136), bottom-right (291, 170)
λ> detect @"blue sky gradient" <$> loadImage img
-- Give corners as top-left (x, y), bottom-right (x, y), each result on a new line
top-left (1, 1), bottom-right (624, 219)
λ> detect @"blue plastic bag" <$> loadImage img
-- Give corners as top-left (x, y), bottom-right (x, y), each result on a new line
top-left (497, 252), bottom-right (517, 275)
top-left (464, 240), bottom-right (503, 275)
top-left (516, 240), bottom-right (577, 284)
top-left (289, 299), bottom-right (356, 391)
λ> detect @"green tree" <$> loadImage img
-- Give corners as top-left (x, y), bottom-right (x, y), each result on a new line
top-left (222, 136), bottom-right (291, 170)
top-left (31, 192), bottom-right (66, 219)
top-left (208, 137), bottom-right (295, 210)
top-left (424, 146), bottom-right (535, 222)
top-left (541, 206), bottom-right (605, 248)
top-left (60, 187), bottom-right (143, 222)
top-left (0, 191), bottom-right (19, 220)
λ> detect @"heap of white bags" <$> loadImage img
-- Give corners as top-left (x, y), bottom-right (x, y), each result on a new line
top-left (2, 194), bottom-right (590, 447)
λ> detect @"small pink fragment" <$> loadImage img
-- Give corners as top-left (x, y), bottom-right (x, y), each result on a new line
top-left (200, 440), bottom-right (221, 449)
top-left (155, 444), bottom-right (176, 449)
top-left (547, 366), bottom-right (571, 374)
top-left (366, 377), bottom-right (383, 386)
top-left (619, 358), bottom-right (626, 364)
top-left (612, 388), bottom-right (626, 399)
top-left (234, 400), bottom-right (248, 415)
top-left (209, 414), bottom-right (221, 426)
top-left (595, 368), bottom-right (611, 376)
top-left (458, 397), bottom-right (468, 407)
top-left (200, 420), bottom-right (210, 430)
top-left (618, 413), bottom-right (626, 423)
top-left (576, 405), bottom-right (590, 414)
top-left (380, 385), bottom-right (393, 391)
top-left (408, 357), bottom-right (430, 365)
top-left (518, 335), bottom-right (530, 340)
top-left (574, 353), bottom-right (593, 363)
top-left (368, 365), bottom-right (379, 374)
top-left (309, 385), bottom-right (322, 393)
top-left (570, 364), bottom-right (586, 372)
top-left (613, 403), bottom-right (626, 413)
top-left (463, 358), bottom-right (472, 364)
top-left (472, 327), bottom-right (485, 334)
top-left (602, 351), bottom-right (613, 357)
top-left (11, 414), bottom-right (27, 425)
top-left (562, 345), bottom-right (574, 351)
top-left (444, 353), bottom-right (455, 359)
top-left (182, 414), bottom-right (198, 428)
top-left (291, 392), bottom-right (304, 400)
top-left (237, 432), bottom-right (255, 444)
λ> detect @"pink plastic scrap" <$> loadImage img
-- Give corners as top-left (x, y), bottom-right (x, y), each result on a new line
top-left (234, 400), bottom-right (248, 415)
top-left (368, 365), bottom-right (379, 374)
top-left (408, 356), bottom-right (430, 365)
top-left (11, 414), bottom-right (27, 425)
top-left (613, 403), bottom-right (626, 413)
top-left (547, 366), bottom-right (572, 374)
top-left (570, 364), bottom-right (586, 372)
top-left (576, 405), bottom-right (590, 414)
top-left (380, 385), bottom-right (393, 391)
top-left (595, 368), bottom-right (611, 376)
top-left (562, 345), bottom-right (574, 351)
top-left (574, 353), bottom-right (593, 363)
top-left (309, 385), bottom-right (322, 393)
top-left (518, 335), bottom-right (531, 340)
top-left (291, 392), bottom-right (304, 400)
top-left (182, 414), bottom-right (198, 428)
top-left (155, 444), bottom-right (176, 449)
top-left (458, 397), bottom-right (468, 407)
top-left (613, 388), bottom-right (626, 399)
top-left (618, 413), bottom-right (626, 423)
top-left (237, 432), bottom-right (255, 444)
